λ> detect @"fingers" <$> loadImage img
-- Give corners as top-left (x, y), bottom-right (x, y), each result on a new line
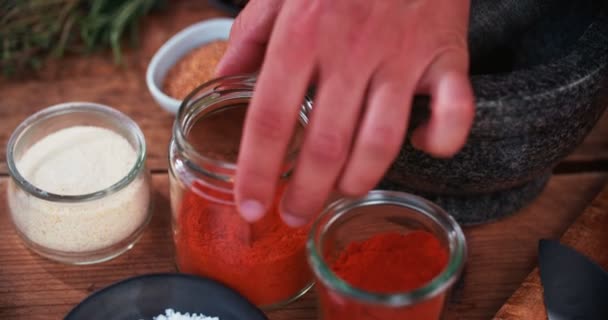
top-left (232, 0), bottom-right (474, 228)
top-left (234, 1), bottom-right (319, 222)
top-left (338, 71), bottom-right (415, 196)
top-left (279, 64), bottom-right (375, 226)
top-left (215, 0), bottom-right (284, 76)
top-left (411, 49), bottom-right (475, 157)
top-left (276, 0), bottom-right (385, 227)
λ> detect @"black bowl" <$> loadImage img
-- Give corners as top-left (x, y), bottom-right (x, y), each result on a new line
top-left (65, 273), bottom-right (268, 320)
top-left (381, 0), bottom-right (608, 225)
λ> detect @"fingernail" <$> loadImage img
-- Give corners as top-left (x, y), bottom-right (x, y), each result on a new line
top-left (282, 212), bottom-right (308, 228)
top-left (239, 200), bottom-right (265, 222)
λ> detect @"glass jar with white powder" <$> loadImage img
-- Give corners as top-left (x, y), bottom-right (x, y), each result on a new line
top-left (6, 102), bottom-right (152, 265)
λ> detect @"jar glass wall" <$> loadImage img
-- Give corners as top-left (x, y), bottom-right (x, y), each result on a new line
top-left (307, 190), bottom-right (467, 320)
top-left (169, 75), bottom-right (314, 309)
top-left (6, 102), bottom-right (152, 265)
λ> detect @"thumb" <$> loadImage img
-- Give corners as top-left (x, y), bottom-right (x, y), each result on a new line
top-left (215, 0), bottom-right (284, 77)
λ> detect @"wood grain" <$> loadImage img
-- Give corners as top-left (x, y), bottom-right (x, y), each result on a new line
top-left (1, 173), bottom-right (606, 320)
top-left (566, 110), bottom-right (608, 165)
top-left (0, 1), bottom-right (228, 174)
top-left (494, 181), bottom-right (608, 320)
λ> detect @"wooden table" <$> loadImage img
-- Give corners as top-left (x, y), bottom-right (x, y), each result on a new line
top-left (1, 1), bottom-right (607, 319)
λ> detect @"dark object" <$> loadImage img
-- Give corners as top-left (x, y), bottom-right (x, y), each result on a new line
top-left (207, 0), bottom-right (248, 16)
top-left (538, 239), bottom-right (608, 320)
top-left (381, 0), bottom-right (608, 224)
top-left (65, 273), bottom-right (268, 320)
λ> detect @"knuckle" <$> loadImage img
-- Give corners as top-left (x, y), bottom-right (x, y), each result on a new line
top-left (307, 129), bottom-right (349, 163)
top-left (230, 0), bottom-right (283, 43)
top-left (268, 3), bottom-right (319, 58)
top-left (238, 168), bottom-right (275, 199)
top-left (361, 125), bottom-right (403, 158)
top-left (319, 0), bottom-right (374, 47)
top-left (243, 167), bottom-right (273, 189)
top-left (436, 30), bottom-right (469, 57)
top-left (249, 108), bottom-right (290, 142)
top-left (420, 30), bottom-right (469, 69)
top-left (325, 0), bottom-right (371, 23)
top-left (285, 2), bottom-right (319, 40)
top-left (284, 183), bottom-right (326, 216)
top-left (239, 164), bottom-right (282, 194)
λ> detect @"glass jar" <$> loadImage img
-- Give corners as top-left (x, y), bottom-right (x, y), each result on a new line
top-left (6, 102), bottom-right (152, 265)
top-left (307, 190), bottom-right (467, 320)
top-left (169, 75), bottom-right (314, 309)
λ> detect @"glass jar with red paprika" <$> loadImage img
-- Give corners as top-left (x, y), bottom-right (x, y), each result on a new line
top-left (169, 75), bottom-right (314, 309)
top-left (307, 190), bottom-right (467, 320)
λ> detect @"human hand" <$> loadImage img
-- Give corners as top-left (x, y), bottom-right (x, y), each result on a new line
top-left (216, 0), bottom-right (475, 227)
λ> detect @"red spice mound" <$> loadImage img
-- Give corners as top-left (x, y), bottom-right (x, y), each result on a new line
top-left (174, 181), bottom-right (312, 307)
top-left (331, 231), bottom-right (449, 293)
top-left (163, 40), bottom-right (228, 100)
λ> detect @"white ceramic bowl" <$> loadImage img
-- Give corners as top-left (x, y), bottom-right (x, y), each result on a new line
top-left (146, 18), bottom-right (234, 114)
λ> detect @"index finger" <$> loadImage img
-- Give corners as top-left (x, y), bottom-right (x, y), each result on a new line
top-left (215, 0), bottom-right (284, 76)
top-left (235, 1), bottom-right (319, 222)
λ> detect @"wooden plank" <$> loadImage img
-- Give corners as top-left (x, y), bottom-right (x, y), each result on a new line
top-left (0, 173), bottom-right (606, 319)
top-left (566, 112), bottom-right (608, 166)
top-left (0, 77), bottom-right (174, 174)
top-left (494, 181), bottom-right (608, 319)
top-left (0, 174), bottom-right (176, 320)
top-left (0, 0), bottom-right (227, 174)
top-left (444, 172), bottom-right (607, 320)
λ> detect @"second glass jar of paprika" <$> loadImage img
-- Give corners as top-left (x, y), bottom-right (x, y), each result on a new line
top-left (307, 190), bottom-right (467, 320)
top-left (169, 75), bottom-right (314, 308)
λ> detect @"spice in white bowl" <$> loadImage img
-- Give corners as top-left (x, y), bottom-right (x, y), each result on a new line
top-left (8, 126), bottom-right (150, 253)
top-left (163, 40), bottom-right (229, 100)
top-left (146, 18), bottom-right (234, 114)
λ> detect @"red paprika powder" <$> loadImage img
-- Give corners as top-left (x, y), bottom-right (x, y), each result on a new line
top-left (169, 75), bottom-right (314, 308)
top-left (174, 180), bottom-right (313, 307)
top-left (331, 231), bottom-right (449, 292)
top-left (308, 191), bottom-right (467, 320)
top-left (319, 231), bottom-right (449, 319)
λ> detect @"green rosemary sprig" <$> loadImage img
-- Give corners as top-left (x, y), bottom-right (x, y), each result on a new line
top-left (0, 0), bottom-right (164, 77)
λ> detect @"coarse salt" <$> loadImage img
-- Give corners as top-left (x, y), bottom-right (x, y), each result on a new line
top-left (147, 308), bottom-right (219, 320)
top-left (8, 126), bottom-right (150, 253)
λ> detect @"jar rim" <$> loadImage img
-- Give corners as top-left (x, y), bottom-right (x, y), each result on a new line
top-left (306, 190), bottom-right (467, 307)
top-left (174, 74), bottom-right (312, 182)
top-left (6, 102), bottom-right (147, 203)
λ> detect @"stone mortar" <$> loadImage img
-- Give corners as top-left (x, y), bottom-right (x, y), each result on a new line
top-left (381, 0), bottom-right (608, 225)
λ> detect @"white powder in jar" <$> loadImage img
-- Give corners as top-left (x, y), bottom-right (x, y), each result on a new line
top-left (8, 126), bottom-right (150, 253)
